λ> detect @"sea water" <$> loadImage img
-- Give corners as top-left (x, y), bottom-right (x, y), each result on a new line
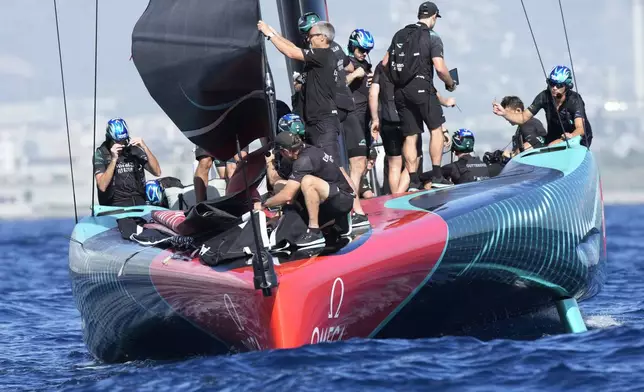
top-left (1, 206), bottom-right (643, 391)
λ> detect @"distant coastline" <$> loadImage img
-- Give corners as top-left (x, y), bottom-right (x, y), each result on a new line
top-left (1, 192), bottom-right (642, 220)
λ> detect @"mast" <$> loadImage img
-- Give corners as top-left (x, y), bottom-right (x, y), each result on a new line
top-left (276, 0), bottom-right (329, 95)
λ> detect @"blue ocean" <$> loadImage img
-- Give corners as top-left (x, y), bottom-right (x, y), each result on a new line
top-left (1, 205), bottom-right (643, 391)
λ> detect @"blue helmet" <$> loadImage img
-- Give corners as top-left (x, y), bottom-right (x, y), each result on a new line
top-left (547, 65), bottom-right (573, 88)
top-left (106, 118), bottom-right (130, 142)
top-left (277, 113), bottom-right (305, 136)
top-left (298, 12), bottom-right (321, 34)
top-left (145, 180), bottom-right (164, 205)
top-left (452, 128), bottom-right (475, 153)
top-left (348, 29), bottom-right (375, 53)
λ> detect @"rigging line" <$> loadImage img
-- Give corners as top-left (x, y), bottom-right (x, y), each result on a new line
top-left (519, 0), bottom-right (570, 149)
top-left (558, 0), bottom-right (589, 150)
top-left (90, 0), bottom-right (99, 216)
top-left (53, 0), bottom-right (79, 224)
top-left (557, 0), bottom-right (579, 93)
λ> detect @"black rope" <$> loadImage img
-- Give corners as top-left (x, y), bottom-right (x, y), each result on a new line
top-left (558, 0), bottom-right (579, 93)
top-left (53, 0), bottom-right (78, 224)
top-left (558, 0), bottom-right (588, 149)
top-left (519, 0), bottom-right (570, 149)
top-left (90, 0), bottom-right (99, 216)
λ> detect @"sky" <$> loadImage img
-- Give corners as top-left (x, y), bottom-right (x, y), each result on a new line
top-left (0, 0), bottom-right (639, 167)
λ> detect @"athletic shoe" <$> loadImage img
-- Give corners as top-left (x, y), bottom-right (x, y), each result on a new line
top-left (294, 229), bottom-right (325, 247)
top-left (431, 177), bottom-right (453, 189)
top-left (351, 213), bottom-right (370, 228)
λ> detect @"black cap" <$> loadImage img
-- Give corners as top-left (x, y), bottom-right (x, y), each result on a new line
top-left (274, 131), bottom-right (302, 150)
top-left (418, 1), bottom-right (441, 18)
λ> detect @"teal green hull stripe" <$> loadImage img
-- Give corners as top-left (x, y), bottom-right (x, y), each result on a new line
top-left (445, 263), bottom-right (569, 296)
top-left (384, 191), bottom-right (432, 211)
top-left (513, 136), bottom-right (587, 176)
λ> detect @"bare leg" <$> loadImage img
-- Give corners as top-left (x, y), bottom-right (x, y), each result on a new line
top-left (194, 157), bottom-right (213, 203)
top-left (388, 155), bottom-right (403, 193)
top-left (403, 134), bottom-right (419, 174)
top-left (301, 175), bottom-right (330, 229)
top-left (429, 126), bottom-right (444, 174)
top-left (340, 167), bottom-right (365, 215)
top-left (349, 156), bottom-right (367, 198)
top-left (396, 169), bottom-right (410, 194)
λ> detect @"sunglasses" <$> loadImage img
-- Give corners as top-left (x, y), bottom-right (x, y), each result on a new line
top-left (547, 80), bottom-right (566, 89)
top-left (307, 33), bottom-right (323, 41)
top-left (356, 47), bottom-right (371, 54)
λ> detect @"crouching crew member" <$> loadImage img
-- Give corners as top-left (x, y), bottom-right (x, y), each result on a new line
top-left (94, 118), bottom-right (161, 207)
top-left (421, 129), bottom-right (489, 187)
top-left (257, 132), bottom-right (356, 248)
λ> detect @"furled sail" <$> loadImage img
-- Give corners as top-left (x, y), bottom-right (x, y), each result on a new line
top-left (132, 0), bottom-right (271, 161)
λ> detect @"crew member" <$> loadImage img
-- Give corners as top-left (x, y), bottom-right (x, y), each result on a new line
top-left (258, 132), bottom-right (356, 248)
top-left (493, 65), bottom-right (593, 147)
top-left (421, 129), bottom-right (489, 187)
top-left (383, 1), bottom-right (457, 191)
top-left (498, 96), bottom-right (548, 156)
top-left (296, 12), bottom-right (356, 129)
top-left (266, 113), bottom-right (305, 193)
top-left (258, 19), bottom-right (369, 227)
top-left (345, 29), bottom-right (374, 211)
top-left (369, 60), bottom-right (404, 193)
top-left (94, 118), bottom-right (161, 207)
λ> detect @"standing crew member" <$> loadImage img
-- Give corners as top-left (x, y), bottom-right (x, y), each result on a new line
top-left (258, 19), bottom-right (369, 225)
top-left (384, 1), bottom-right (457, 191)
top-left (492, 65), bottom-right (593, 147)
top-left (343, 29), bottom-right (374, 226)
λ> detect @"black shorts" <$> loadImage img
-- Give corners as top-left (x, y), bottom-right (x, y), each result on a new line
top-left (321, 185), bottom-right (354, 218)
top-left (394, 78), bottom-right (445, 137)
top-left (305, 115), bottom-right (342, 164)
top-left (344, 107), bottom-right (370, 158)
top-left (381, 121), bottom-right (404, 156)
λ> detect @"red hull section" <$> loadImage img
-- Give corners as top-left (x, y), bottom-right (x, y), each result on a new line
top-left (149, 196), bottom-right (449, 352)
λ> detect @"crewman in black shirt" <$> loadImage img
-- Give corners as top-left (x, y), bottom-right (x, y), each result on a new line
top-left (258, 132), bottom-right (356, 248)
top-left (258, 19), bottom-right (369, 228)
top-left (93, 118), bottom-right (162, 207)
top-left (420, 129), bottom-right (489, 187)
top-left (493, 65), bottom-right (593, 147)
top-left (369, 61), bottom-right (404, 193)
top-left (344, 29), bottom-right (375, 220)
top-left (383, 1), bottom-right (457, 191)
top-left (296, 12), bottom-right (356, 126)
top-left (499, 96), bottom-right (548, 155)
